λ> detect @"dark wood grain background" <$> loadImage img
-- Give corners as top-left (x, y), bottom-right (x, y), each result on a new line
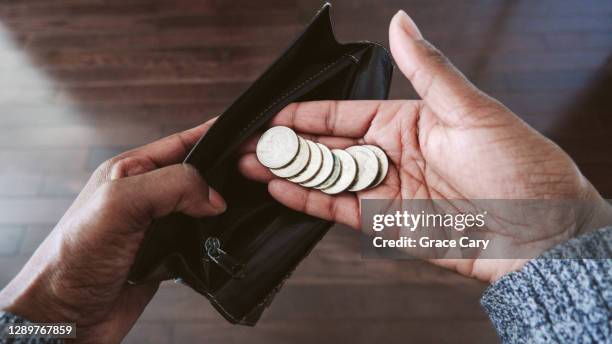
top-left (0, 1), bottom-right (610, 343)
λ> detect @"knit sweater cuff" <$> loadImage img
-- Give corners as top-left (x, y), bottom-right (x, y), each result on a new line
top-left (481, 227), bottom-right (612, 343)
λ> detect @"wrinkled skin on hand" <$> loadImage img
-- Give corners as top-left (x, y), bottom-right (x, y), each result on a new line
top-left (239, 11), bottom-right (612, 283)
top-left (0, 123), bottom-right (226, 343)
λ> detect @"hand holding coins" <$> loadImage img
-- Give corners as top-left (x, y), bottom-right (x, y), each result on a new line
top-left (256, 126), bottom-right (388, 194)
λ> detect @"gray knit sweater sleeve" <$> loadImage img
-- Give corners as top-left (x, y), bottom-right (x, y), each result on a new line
top-left (481, 227), bottom-right (612, 343)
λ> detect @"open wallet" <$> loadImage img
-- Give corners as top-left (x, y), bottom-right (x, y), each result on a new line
top-left (127, 3), bottom-right (393, 325)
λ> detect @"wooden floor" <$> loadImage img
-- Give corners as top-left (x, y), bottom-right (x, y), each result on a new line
top-left (0, 0), bottom-right (611, 343)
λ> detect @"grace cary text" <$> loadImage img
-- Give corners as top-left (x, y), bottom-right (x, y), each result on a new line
top-left (372, 236), bottom-right (490, 250)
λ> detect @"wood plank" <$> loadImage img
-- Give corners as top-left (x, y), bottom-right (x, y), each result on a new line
top-left (0, 124), bottom-right (163, 148)
top-left (0, 174), bottom-right (43, 196)
top-left (0, 197), bottom-right (73, 225)
top-left (0, 148), bottom-right (88, 173)
top-left (173, 319), bottom-right (498, 344)
top-left (0, 225), bottom-right (25, 256)
top-left (140, 280), bottom-right (487, 322)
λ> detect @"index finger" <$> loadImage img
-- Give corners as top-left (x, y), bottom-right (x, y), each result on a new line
top-left (121, 117), bottom-right (217, 167)
top-left (271, 100), bottom-right (383, 138)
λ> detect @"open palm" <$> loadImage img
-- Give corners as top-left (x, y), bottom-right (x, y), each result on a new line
top-left (239, 11), bottom-right (611, 283)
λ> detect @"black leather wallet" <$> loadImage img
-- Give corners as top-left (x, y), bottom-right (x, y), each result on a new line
top-left (127, 3), bottom-right (393, 325)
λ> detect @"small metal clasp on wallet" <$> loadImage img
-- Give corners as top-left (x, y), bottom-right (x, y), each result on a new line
top-left (204, 237), bottom-right (245, 278)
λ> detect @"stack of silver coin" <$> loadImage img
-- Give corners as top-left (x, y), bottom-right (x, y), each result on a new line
top-left (255, 126), bottom-right (388, 194)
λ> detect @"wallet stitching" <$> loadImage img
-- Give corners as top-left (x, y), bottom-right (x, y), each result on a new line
top-left (238, 53), bottom-right (357, 137)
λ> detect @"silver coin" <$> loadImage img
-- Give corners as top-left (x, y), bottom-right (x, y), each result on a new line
top-left (362, 145), bottom-right (389, 188)
top-left (256, 126), bottom-right (299, 169)
top-left (288, 140), bottom-right (322, 183)
top-left (322, 149), bottom-right (357, 194)
top-left (300, 143), bottom-right (334, 188)
top-left (270, 137), bottom-right (310, 178)
top-left (346, 145), bottom-right (379, 192)
top-left (314, 151), bottom-right (342, 190)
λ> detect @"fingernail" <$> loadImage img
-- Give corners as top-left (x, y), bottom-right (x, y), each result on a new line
top-left (395, 10), bottom-right (423, 40)
top-left (208, 188), bottom-right (227, 212)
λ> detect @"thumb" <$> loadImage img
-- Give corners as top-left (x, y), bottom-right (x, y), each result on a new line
top-left (389, 10), bottom-right (492, 126)
top-left (96, 164), bottom-right (226, 229)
